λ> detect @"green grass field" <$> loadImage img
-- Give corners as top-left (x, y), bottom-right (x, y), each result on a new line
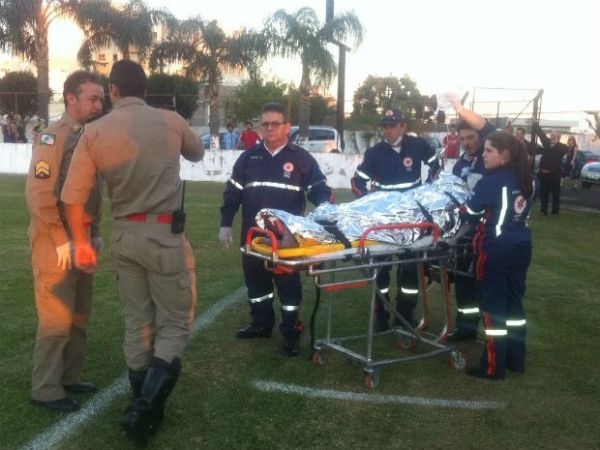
top-left (1, 173), bottom-right (599, 450)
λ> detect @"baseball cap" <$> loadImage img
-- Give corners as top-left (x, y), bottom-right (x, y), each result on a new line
top-left (380, 108), bottom-right (406, 126)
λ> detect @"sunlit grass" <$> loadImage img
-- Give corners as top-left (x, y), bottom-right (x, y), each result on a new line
top-left (1, 174), bottom-right (599, 450)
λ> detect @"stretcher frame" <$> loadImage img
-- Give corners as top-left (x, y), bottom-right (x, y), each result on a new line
top-left (242, 223), bottom-right (466, 388)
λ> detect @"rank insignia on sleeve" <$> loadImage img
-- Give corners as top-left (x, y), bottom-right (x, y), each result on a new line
top-left (39, 133), bottom-right (56, 145)
top-left (34, 161), bottom-right (51, 179)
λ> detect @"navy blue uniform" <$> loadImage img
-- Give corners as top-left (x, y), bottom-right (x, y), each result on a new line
top-left (221, 142), bottom-right (333, 338)
top-left (466, 168), bottom-right (534, 379)
top-left (350, 135), bottom-right (438, 327)
top-left (351, 134), bottom-right (438, 197)
top-left (450, 121), bottom-right (495, 337)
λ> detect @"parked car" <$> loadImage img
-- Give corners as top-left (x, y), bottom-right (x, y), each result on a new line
top-left (289, 125), bottom-right (342, 153)
top-left (573, 150), bottom-right (600, 178)
top-left (580, 161), bottom-right (600, 188)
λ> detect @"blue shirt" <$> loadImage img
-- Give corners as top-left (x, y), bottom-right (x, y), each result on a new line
top-left (222, 131), bottom-right (240, 150)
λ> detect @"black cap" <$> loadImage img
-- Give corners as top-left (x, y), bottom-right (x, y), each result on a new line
top-left (380, 108), bottom-right (406, 126)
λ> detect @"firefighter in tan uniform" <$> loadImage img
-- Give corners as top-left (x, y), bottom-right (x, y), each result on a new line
top-left (26, 71), bottom-right (105, 412)
top-left (61, 60), bottom-right (204, 445)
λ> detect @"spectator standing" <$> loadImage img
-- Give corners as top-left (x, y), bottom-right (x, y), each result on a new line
top-left (464, 131), bottom-right (535, 380)
top-left (442, 124), bottom-right (460, 167)
top-left (219, 102), bottom-right (333, 357)
top-left (238, 121), bottom-right (261, 150)
top-left (531, 121), bottom-right (568, 215)
top-left (2, 113), bottom-right (26, 143)
top-left (565, 136), bottom-right (579, 185)
top-left (446, 94), bottom-right (495, 342)
top-left (350, 108), bottom-right (440, 331)
top-left (26, 71), bottom-right (105, 412)
top-left (61, 60), bottom-right (204, 445)
top-left (222, 122), bottom-right (240, 149)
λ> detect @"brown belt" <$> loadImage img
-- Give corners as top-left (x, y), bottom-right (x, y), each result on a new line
top-left (126, 213), bottom-right (172, 224)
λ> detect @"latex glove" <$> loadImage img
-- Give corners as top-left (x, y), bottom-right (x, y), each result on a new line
top-left (443, 92), bottom-right (462, 112)
top-left (56, 242), bottom-right (72, 271)
top-left (91, 236), bottom-right (104, 255)
top-left (218, 227), bottom-right (233, 248)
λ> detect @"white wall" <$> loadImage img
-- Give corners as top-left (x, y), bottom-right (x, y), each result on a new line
top-left (1, 145), bottom-right (432, 190)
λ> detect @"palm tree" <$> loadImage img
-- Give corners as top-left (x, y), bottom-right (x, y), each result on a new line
top-left (263, 7), bottom-right (363, 141)
top-left (149, 17), bottom-right (265, 141)
top-left (71, 0), bottom-right (176, 68)
top-left (0, 0), bottom-right (170, 121)
top-left (0, 0), bottom-right (67, 122)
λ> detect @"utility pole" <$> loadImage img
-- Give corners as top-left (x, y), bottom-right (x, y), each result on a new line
top-left (326, 0), bottom-right (347, 151)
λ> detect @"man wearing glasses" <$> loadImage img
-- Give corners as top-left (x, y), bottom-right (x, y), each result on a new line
top-left (219, 102), bottom-right (333, 357)
top-left (351, 108), bottom-right (440, 332)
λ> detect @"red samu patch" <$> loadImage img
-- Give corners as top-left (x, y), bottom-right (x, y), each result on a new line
top-left (403, 157), bottom-right (413, 168)
top-left (283, 162), bottom-right (294, 179)
top-left (514, 195), bottom-right (527, 214)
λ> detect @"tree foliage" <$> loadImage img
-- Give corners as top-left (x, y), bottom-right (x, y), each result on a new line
top-left (228, 78), bottom-right (287, 125)
top-left (585, 111), bottom-right (600, 140)
top-left (228, 78), bottom-right (333, 126)
top-left (0, 71), bottom-right (40, 122)
top-left (350, 75), bottom-right (437, 130)
top-left (150, 17), bottom-right (265, 136)
top-left (72, 0), bottom-right (175, 67)
top-left (145, 73), bottom-right (198, 120)
top-left (263, 7), bottom-right (363, 140)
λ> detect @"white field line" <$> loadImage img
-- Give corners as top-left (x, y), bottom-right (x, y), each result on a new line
top-left (19, 286), bottom-right (247, 450)
top-left (22, 284), bottom-right (505, 449)
top-left (252, 379), bottom-right (506, 410)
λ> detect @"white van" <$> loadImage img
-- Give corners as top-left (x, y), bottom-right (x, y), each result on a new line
top-left (289, 125), bottom-right (342, 153)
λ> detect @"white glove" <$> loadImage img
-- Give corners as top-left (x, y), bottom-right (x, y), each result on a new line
top-left (443, 92), bottom-right (463, 113)
top-left (91, 236), bottom-right (104, 255)
top-left (218, 227), bottom-right (233, 248)
top-left (56, 242), bottom-right (72, 271)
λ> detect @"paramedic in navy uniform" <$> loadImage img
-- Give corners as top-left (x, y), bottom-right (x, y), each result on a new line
top-left (219, 102), bottom-right (334, 357)
top-left (464, 131), bottom-right (535, 380)
top-left (446, 94), bottom-right (496, 342)
top-left (350, 108), bottom-right (440, 331)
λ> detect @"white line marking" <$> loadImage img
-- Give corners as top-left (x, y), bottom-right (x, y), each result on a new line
top-left (20, 286), bottom-right (247, 450)
top-left (252, 379), bottom-right (506, 410)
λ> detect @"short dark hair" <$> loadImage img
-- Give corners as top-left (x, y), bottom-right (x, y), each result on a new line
top-left (63, 70), bottom-right (103, 107)
top-left (262, 102), bottom-right (288, 121)
top-left (456, 119), bottom-right (475, 133)
top-left (109, 60), bottom-right (146, 98)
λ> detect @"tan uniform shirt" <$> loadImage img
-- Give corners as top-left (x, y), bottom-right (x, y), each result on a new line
top-left (26, 113), bottom-right (102, 249)
top-left (61, 97), bottom-right (203, 217)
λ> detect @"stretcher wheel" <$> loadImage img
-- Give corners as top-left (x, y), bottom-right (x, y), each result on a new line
top-left (312, 350), bottom-right (329, 366)
top-left (363, 370), bottom-right (380, 389)
top-left (449, 350), bottom-right (466, 370)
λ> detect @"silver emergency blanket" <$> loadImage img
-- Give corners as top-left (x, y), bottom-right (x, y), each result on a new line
top-left (255, 173), bottom-right (471, 247)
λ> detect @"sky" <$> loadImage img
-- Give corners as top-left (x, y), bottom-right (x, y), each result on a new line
top-left (52, 0), bottom-right (599, 126)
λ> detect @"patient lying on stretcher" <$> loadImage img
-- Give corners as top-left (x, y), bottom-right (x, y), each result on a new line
top-left (256, 173), bottom-right (471, 249)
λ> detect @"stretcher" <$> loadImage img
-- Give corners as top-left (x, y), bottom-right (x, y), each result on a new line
top-left (242, 222), bottom-right (467, 388)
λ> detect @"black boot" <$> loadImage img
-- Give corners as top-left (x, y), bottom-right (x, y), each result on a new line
top-left (446, 313), bottom-right (479, 342)
top-left (128, 369), bottom-right (147, 399)
top-left (122, 357), bottom-right (181, 446)
top-left (394, 296), bottom-right (417, 328)
top-left (374, 292), bottom-right (391, 332)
